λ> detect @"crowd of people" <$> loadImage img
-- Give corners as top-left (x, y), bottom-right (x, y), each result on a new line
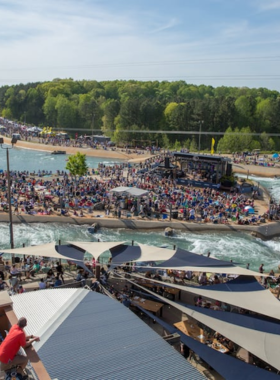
top-left (0, 152), bottom-right (275, 225)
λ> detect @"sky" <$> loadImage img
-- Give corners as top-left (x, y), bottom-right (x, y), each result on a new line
top-left (1, 0), bottom-right (280, 90)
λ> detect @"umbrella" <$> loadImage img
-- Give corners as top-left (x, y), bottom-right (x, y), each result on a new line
top-left (244, 206), bottom-right (255, 214)
top-left (244, 206), bottom-right (254, 210)
top-left (272, 153), bottom-right (279, 158)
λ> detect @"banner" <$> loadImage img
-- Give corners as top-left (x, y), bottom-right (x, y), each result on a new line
top-left (211, 138), bottom-right (215, 154)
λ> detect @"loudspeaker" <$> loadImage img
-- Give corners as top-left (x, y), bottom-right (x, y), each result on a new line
top-left (226, 163), bottom-right (232, 176)
top-left (165, 157), bottom-right (170, 168)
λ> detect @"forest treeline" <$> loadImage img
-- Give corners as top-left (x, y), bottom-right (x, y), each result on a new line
top-left (0, 78), bottom-right (280, 152)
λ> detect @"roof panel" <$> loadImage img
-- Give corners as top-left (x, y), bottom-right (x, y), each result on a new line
top-left (35, 291), bottom-right (204, 380)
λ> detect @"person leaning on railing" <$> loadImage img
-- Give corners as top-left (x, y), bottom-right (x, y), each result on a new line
top-left (0, 317), bottom-right (40, 379)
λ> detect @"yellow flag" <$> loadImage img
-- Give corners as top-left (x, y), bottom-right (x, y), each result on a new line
top-left (211, 138), bottom-right (215, 154)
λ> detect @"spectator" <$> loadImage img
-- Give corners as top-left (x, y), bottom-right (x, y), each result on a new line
top-left (18, 285), bottom-right (25, 294)
top-left (54, 275), bottom-right (62, 287)
top-left (0, 279), bottom-right (8, 291)
top-left (0, 317), bottom-right (40, 378)
top-left (76, 270), bottom-right (86, 287)
top-left (29, 261), bottom-right (40, 277)
top-left (9, 275), bottom-right (19, 293)
top-left (39, 279), bottom-right (46, 290)
top-left (56, 262), bottom-right (65, 284)
top-left (10, 265), bottom-right (22, 281)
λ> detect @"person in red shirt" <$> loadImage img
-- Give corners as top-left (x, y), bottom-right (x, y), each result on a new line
top-left (0, 317), bottom-right (40, 377)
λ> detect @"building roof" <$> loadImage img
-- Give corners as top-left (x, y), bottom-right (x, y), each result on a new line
top-left (110, 186), bottom-right (149, 197)
top-left (173, 152), bottom-right (227, 162)
top-left (11, 289), bottom-right (204, 380)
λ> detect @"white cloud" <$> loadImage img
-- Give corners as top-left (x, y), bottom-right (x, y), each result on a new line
top-left (0, 0), bottom-right (279, 90)
top-left (256, 0), bottom-right (280, 11)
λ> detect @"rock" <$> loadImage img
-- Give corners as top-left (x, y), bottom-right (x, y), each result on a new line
top-left (165, 227), bottom-right (174, 236)
top-left (93, 202), bottom-right (104, 210)
top-left (88, 223), bottom-right (100, 234)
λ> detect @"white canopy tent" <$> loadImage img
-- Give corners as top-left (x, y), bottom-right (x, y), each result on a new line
top-left (67, 241), bottom-right (125, 260)
top-left (1, 242), bottom-right (75, 261)
top-left (109, 186), bottom-right (149, 197)
top-left (130, 273), bottom-right (280, 320)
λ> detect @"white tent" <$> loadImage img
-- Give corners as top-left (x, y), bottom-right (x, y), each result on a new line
top-left (109, 186), bottom-right (149, 197)
top-left (68, 241), bottom-right (125, 260)
top-left (1, 242), bottom-right (76, 261)
top-left (130, 273), bottom-right (280, 320)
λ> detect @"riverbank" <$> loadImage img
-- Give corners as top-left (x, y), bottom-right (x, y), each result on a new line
top-left (0, 212), bottom-right (279, 239)
top-left (1, 136), bottom-right (152, 161)
top-left (232, 162), bottom-right (280, 178)
top-left (5, 136), bottom-right (280, 176)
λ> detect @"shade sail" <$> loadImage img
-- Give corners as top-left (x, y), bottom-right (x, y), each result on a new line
top-left (179, 330), bottom-right (279, 380)
top-left (147, 265), bottom-right (261, 276)
top-left (109, 186), bottom-right (149, 197)
top-left (156, 247), bottom-right (235, 268)
top-left (136, 244), bottom-right (176, 262)
top-left (1, 242), bottom-right (76, 261)
top-left (130, 274), bottom-right (280, 320)
top-left (138, 308), bottom-right (279, 380)
top-left (67, 241), bottom-right (125, 260)
top-left (129, 283), bottom-right (280, 371)
top-left (110, 244), bottom-right (175, 264)
top-left (55, 245), bottom-right (92, 273)
top-left (111, 245), bottom-right (141, 263)
top-left (111, 245), bottom-right (261, 276)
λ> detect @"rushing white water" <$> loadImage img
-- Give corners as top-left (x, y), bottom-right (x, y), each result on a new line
top-left (238, 173), bottom-right (280, 201)
top-left (0, 223), bottom-right (279, 271)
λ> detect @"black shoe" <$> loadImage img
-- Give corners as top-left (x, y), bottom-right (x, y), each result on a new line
top-left (22, 375), bottom-right (29, 380)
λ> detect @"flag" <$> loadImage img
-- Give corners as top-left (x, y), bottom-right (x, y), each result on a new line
top-left (211, 138), bottom-right (215, 154)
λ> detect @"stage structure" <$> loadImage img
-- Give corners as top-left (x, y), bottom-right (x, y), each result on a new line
top-left (172, 152), bottom-right (232, 188)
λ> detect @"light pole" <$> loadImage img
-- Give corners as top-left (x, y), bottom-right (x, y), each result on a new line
top-left (0, 137), bottom-right (17, 254)
top-left (91, 113), bottom-right (95, 139)
top-left (198, 120), bottom-right (204, 153)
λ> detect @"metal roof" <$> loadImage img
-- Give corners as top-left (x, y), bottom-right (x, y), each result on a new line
top-left (31, 290), bottom-right (204, 380)
top-left (11, 288), bottom-right (82, 336)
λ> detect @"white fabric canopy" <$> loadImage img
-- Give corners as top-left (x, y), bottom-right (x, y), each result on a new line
top-left (127, 279), bottom-right (280, 371)
top-left (68, 241), bottom-right (125, 259)
top-left (109, 186), bottom-right (149, 197)
top-left (136, 244), bottom-right (176, 262)
top-left (148, 265), bottom-right (262, 276)
top-left (171, 300), bottom-right (280, 371)
top-left (113, 244), bottom-right (261, 276)
top-left (130, 273), bottom-right (280, 320)
top-left (1, 242), bottom-right (75, 261)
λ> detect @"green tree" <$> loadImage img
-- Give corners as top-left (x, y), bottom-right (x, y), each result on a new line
top-left (43, 95), bottom-right (58, 127)
top-left (190, 136), bottom-right (197, 152)
top-left (173, 140), bottom-right (181, 150)
top-left (56, 95), bottom-right (77, 130)
top-left (250, 140), bottom-right (261, 150)
top-left (101, 99), bottom-right (120, 137)
top-left (78, 94), bottom-right (101, 132)
top-left (66, 152), bottom-right (88, 177)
